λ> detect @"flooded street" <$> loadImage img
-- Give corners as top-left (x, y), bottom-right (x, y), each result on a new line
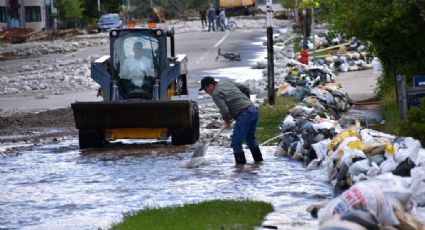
top-left (1, 139), bottom-right (333, 229)
top-left (1, 29), bottom-right (334, 229)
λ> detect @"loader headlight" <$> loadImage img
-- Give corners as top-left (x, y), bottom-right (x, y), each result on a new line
top-left (156, 30), bottom-right (163, 36)
top-left (111, 30), bottom-right (118, 37)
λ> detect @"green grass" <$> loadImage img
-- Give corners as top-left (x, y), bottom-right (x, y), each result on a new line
top-left (109, 199), bottom-right (273, 230)
top-left (378, 90), bottom-right (402, 135)
top-left (373, 75), bottom-right (402, 135)
top-left (293, 36), bottom-right (302, 53)
top-left (257, 96), bottom-right (297, 145)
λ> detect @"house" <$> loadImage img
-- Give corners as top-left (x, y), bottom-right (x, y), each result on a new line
top-left (0, 0), bottom-right (49, 31)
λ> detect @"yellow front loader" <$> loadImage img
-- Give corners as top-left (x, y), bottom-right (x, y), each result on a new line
top-left (71, 28), bottom-right (199, 149)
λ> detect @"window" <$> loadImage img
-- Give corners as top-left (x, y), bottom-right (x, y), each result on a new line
top-left (0, 7), bottom-right (6, 23)
top-left (113, 32), bottom-right (160, 99)
top-left (25, 6), bottom-right (41, 22)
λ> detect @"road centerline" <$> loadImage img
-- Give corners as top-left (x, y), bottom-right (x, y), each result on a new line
top-left (195, 33), bottom-right (230, 64)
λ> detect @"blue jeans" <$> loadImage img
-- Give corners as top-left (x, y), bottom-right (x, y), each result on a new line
top-left (231, 105), bottom-right (259, 153)
top-left (208, 18), bottom-right (215, 31)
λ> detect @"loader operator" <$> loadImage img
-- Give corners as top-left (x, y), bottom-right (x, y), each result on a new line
top-left (121, 41), bottom-right (155, 88)
top-left (199, 76), bottom-right (263, 164)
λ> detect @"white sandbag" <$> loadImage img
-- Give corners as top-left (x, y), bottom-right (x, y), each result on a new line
top-left (293, 139), bottom-right (305, 159)
top-left (307, 159), bottom-right (321, 170)
top-left (282, 85), bottom-right (297, 96)
top-left (282, 114), bottom-right (295, 125)
top-left (366, 161), bottom-right (380, 177)
top-left (331, 137), bottom-right (367, 163)
top-left (312, 139), bottom-right (331, 160)
top-left (371, 57), bottom-right (382, 73)
top-left (281, 115), bottom-right (296, 132)
top-left (394, 137), bottom-right (421, 163)
top-left (371, 173), bottom-right (412, 205)
top-left (410, 148), bottom-right (425, 166)
top-left (360, 129), bottom-right (395, 145)
top-left (411, 166), bottom-right (425, 206)
top-left (312, 121), bottom-right (335, 132)
top-left (339, 63), bottom-right (349, 72)
top-left (326, 93), bottom-right (334, 106)
top-left (309, 158), bottom-right (334, 182)
top-left (349, 160), bottom-right (380, 183)
top-left (318, 181), bottom-right (400, 225)
top-left (275, 139), bottom-right (287, 156)
top-left (379, 158), bottom-right (398, 174)
top-left (348, 159), bottom-right (370, 180)
top-left (340, 148), bottom-right (367, 172)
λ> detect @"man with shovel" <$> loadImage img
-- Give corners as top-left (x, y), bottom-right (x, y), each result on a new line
top-left (199, 76), bottom-right (263, 164)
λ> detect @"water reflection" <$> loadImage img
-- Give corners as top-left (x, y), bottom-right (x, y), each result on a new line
top-left (0, 140), bottom-right (333, 230)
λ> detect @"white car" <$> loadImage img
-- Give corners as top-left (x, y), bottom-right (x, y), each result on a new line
top-left (97, 13), bottom-right (122, 32)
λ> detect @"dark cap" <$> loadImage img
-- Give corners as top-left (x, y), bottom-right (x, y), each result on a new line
top-left (199, 76), bottom-right (216, 91)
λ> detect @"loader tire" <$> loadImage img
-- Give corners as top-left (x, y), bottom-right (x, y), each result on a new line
top-left (78, 129), bottom-right (105, 149)
top-left (171, 101), bottom-right (200, 145)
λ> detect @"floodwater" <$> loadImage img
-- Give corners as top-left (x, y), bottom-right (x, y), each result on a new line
top-left (0, 139), bottom-right (333, 230)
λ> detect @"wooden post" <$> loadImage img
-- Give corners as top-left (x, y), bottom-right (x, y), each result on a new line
top-left (396, 74), bottom-right (408, 120)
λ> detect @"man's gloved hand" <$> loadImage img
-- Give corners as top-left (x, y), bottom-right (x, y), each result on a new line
top-left (224, 120), bottom-right (232, 128)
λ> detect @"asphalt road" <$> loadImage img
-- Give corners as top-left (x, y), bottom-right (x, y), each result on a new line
top-left (0, 29), bottom-right (267, 112)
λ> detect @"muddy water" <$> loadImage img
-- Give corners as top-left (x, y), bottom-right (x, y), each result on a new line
top-left (1, 139), bottom-right (332, 230)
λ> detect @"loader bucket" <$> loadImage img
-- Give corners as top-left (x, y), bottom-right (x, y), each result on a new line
top-left (71, 100), bottom-right (193, 129)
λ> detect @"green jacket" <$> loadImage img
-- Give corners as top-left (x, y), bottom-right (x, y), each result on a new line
top-left (211, 80), bottom-right (253, 122)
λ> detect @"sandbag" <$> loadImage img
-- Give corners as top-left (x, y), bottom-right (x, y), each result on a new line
top-left (318, 181), bottom-right (400, 226)
top-left (371, 173), bottom-right (412, 205)
top-left (411, 167), bottom-right (425, 206)
top-left (312, 139), bottom-right (332, 160)
top-left (393, 137), bottom-right (421, 163)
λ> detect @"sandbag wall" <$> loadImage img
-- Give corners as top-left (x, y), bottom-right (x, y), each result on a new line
top-left (271, 29), bottom-right (425, 230)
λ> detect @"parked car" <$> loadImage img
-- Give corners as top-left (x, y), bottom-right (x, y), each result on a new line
top-left (97, 13), bottom-right (122, 32)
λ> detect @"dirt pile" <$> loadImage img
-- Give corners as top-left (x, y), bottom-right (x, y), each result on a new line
top-left (0, 108), bottom-right (74, 130)
top-left (0, 108), bottom-right (76, 146)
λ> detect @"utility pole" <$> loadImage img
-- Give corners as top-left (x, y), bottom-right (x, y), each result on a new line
top-left (302, 8), bottom-right (307, 49)
top-left (98, 0), bottom-right (100, 12)
top-left (266, 0), bottom-right (275, 105)
top-left (44, 0), bottom-right (50, 31)
top-left (311, 8), bottom-right (315, 61)
top-left (295, 0), bottom-right (299, 23)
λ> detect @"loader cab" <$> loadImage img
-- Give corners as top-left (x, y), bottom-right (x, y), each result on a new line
top-left (109, 29), bottom-right (168, 100)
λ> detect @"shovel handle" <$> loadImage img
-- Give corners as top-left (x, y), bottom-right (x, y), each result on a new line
top-left (209, 126), bottom-right (226, 142)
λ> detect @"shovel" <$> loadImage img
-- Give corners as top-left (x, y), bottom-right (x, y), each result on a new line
top-left (185, 126), bottom-right (226, 168)
top-left (191, 125), bottom-right (226, 158)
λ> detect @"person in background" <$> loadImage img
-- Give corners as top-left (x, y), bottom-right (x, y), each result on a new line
top-left (207, 4), bottom-right (216, 32)
top-left (215, 7), bottom-right (221, 31)
top-left (199, 76), bottom-right (263, 165)
top-left (199, 9), bottom-right (207, 29)
top-left (219, 8), bottom-right (226, 31)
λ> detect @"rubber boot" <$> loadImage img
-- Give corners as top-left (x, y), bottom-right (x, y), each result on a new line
top-left (233, 151), bottom-right (247, 164)
top-left (250, 146), bottom-right (263, 162)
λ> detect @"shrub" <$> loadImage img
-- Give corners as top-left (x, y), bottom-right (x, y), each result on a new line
top-left (400, 98), bottom-right (425, 146)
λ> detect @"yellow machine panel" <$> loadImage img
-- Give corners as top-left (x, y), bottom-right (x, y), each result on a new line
top-left (219, 0), bottom-right (255, 8)
top-left (106, 128), bottom-right (169, 140)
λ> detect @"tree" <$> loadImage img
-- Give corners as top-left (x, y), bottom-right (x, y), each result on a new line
top-left (82, 0), bottom-right (100, 20)
top-left (320, 0), bottom-right (425, 79)
top-left (55, 0), bottom-right (83, 21)
top-left (131, 0), bottom-right (188, 19)
top-left (281, 0), bottom-right (297, 9)
top-left (80, 0), bottom-right (120, 22)
top-left (186, 0), bottom-right (210, 9)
